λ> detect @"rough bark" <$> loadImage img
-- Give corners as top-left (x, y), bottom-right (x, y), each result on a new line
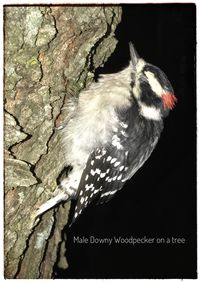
top-left (4, 6), bottom-right (122, 278)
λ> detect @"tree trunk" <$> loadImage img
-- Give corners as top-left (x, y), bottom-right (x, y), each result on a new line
top-left (4, 6), bottom-right (122, 278)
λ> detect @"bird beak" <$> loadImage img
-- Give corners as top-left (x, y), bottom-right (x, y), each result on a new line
top-left (129, 42), bottom-right (140, 67)
top-left (162, 92), bottom-right (177, 110)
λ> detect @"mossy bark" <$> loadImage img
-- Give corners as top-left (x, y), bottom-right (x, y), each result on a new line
top-left (4, 6), bottom-right (122, 278)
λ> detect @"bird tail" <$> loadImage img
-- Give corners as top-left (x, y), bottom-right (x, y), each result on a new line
top-left (35, 190), bottom-right (69, 217)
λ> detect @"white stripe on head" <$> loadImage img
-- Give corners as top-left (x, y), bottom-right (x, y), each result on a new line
top-left (144, 71), bottom-right (163, 97)
top-left (132, 59), bottom-right (146, 99)
top-left (138, 102), bottom-right (161, 121)
top-left (136, 59), bottom-right (146, 73)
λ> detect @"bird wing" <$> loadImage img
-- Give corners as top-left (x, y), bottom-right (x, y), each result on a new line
top-left (72, 146), bottom-right (130, 223)
top-left (71, 105), bottom-right (139, 224)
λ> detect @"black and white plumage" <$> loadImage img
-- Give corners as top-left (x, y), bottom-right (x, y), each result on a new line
top-left (36, 42), bottom-right (177, 224)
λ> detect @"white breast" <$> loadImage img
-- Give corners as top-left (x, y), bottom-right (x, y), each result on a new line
top-left (61, 68), bottom-right (132, 168)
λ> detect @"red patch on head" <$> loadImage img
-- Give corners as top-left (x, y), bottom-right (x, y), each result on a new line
top-left (162, 92), bottom-right (177, 110)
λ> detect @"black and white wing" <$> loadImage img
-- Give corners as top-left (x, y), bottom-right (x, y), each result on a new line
top-left (72, 146), bottom-right (130, 223)
top-left (73, 124), bottom-right (131, 224)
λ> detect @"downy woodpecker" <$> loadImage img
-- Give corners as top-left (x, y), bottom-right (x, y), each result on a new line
top-left (36, 42), bottom-right (177, 223)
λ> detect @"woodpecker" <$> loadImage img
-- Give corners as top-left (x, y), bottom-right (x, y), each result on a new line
top-left (36, 42), bottom-right (177, 223)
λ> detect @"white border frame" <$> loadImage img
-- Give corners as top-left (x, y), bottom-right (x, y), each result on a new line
top-left (1, 1), bottom-right (198, 281)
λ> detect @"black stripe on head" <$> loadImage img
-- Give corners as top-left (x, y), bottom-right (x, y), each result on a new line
top-left (130, 71), bottom-right (136, 88)
top-left (143, 64), bottom-right (173, 92)
top-left (139, 79), bottom-right (162, 108)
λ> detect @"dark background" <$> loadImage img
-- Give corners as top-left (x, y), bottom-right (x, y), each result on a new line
top-left (55, 4), bottom-right (196, 279)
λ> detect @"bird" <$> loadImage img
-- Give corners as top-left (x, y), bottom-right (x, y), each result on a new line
top-left (36, 42), bottom-right (177, 224)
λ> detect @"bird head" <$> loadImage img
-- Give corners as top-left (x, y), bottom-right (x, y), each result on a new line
top-left (129, 42), bottom-right (177, 121)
